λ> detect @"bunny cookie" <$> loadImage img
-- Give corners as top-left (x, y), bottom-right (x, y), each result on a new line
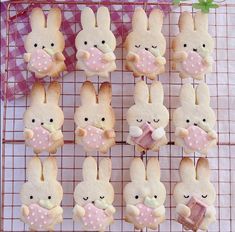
top-left (23, 82), bottom-right (64, 154)
top-left (73, 157), bottom-right (115, 231)
top-left (74, 81), bottom-right (115, 153)
top-left (20, 157), bottom-right (63, 231)
top-left (173, 157), bottom-right (216, 231)
top-left (75, 7), bottom-right (116, 78)
top-left (24, 8), bottom-right (66, 78)
top-left (127, 81), bottom-right (169, 152)
top-left (124, 158), bottom-right (166, 230)
top-left (173, 83), bottom-right (217, 155)
top-left (125, 8), bottom-right (166, 80)
top-left (172, 11), bottom-right (214, 80)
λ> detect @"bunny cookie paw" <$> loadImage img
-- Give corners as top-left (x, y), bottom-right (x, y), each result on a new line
top-left (74, 81), bottom-right (116, 153)
top-left (173, 83), bottom-right (217, 155)
top-left (75, 7), bottom-right (116, 78)
top-left (124, 158), bottom-right (166, 230)
top-left (73, 157), bottom-right (115, 231)
top-left (172, 12), bottom-right (214, 80)
top-left (24, 8), bottom-right (66, 78)
top-left (173, 157), bottom-right (216, 231)
top-left (125, 8), bottom-right (166, 80)
top-left (127, 81), bottom-right (169, 152)
top-left (20, 157), bottom-right (63, 231)
top-left (23, 82), bottom-right (64, 154)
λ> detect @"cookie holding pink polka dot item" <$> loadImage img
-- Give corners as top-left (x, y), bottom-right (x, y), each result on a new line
top-left (73, 157), bottom-right (115, 231)
top-left (124, 158), bottom-right (166, 230)
top-left (20, 157), bottom-right (63, 231)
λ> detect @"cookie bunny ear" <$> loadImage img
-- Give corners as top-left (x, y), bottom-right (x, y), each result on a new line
top-left (81, 7), bottom-right (96, 29)
top-left (179, 11), bottom-right (194, 32)
top-left (82, 157), bottom-right (97, 181)
top-left (194, 12), bottom-right (208, 32)
top-left (99, 158), bottom-right (112, 181)
top-left (30, 8), bottom-right (45, 30)
top-left (46, 81), bottom-right (61, 105)
top-left (146, 158), bottom-right (160, 181)
top-left (179, 158), bottom-right (196, 183)
top-left (134, 81), bottom-right (149, 105)
top-left (98, 82), bottom-right (112, 105)
top-left (30, 82), bottom-right (45, 105)
top-left (148, 9), bottom-right (163, 33)
top-left (130, 158), bottom-right (146, 182)
top-left (196, 158), bottom-right (210, 181)
top-left (196, 82), bottom-right (210, 106)
top-left (27, 157), bottom-right (42, 182)
top-left (179, 83), bottom-right (195, 107)
top-left (132, 8), bottom-right (148, 32)
top-left (43, 157), bottom-right (58, 181)
top-left (97, 7), bottom-right (110, 30)
top-left (150, 81), bottom-right (163, 105)
top-left (80, 81), bottom-right (97, 105)
top-left (47, 8), bottom-right (62, 30)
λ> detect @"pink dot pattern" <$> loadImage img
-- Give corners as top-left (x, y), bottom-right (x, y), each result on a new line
top-left (27, 126), bottom-right (52, 150)
top-left (82, 203), bottom-right (111, 231)
top-left (182, 51), bottom-right (206, 76)
top-left (82, 125), bottom-right (105, 151)
top-left (24, 204), bottom-right (53, 230)
top-left (84, 47), bottom-right (108, 72)
top-left (29, 49), bottom-right (53, 74)
top-left (135, 49), bottom-right (159, 74)
top-left (184, 125), bottom-right (210, 151)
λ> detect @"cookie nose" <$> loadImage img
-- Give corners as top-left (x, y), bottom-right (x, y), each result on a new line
top-left (145, 48), bottom-right (148, 51)
top-left (41, 122), bottom-right (44, 125)
top-left (147, 121), bottom-right (151, 124)
top-left (92, 201), bottom-right (95, 204)
top-left (42, 46), bottom-right (45, 49)
top-left (194, 123), bottom-right (198, 126)
top-left (94, 45), bottom-right (97, 48)
top-left (193, 48), bottom-right (197, 52)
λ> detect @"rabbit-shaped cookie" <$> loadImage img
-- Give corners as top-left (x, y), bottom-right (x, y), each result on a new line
top-left (172, 11), bottom-right (214, 80)
top-left (124, 158), bottom-right (166, 230)
top-left (24, 8), bottom-right (66, 78)
top-left (23, 82), bottom-right (64, 154)
top-left (173, 83), bottom-right (217, 155)
top-left (73, 157), bottom-right (115, 231)
top-left (125, 8), bottom-right (166, 80)
top-left (74, 81), bottom-right (115, 153)
top-left (75, 7), bottom-right (116, 78)
top-left (173, 157), bottom-right (216, 231)
top-left (127, 81), bottom-right (169, 152)
top-left (20, 156), bottom-right (63, 231)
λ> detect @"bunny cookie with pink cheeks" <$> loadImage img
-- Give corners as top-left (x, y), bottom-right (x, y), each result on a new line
top-left (172, 12), bottom-right (214, 80)
top-left (75, 7), bottom-right (116, 78)
top-left (125, 8), bottom-right (166, 80)
top-left (127, 81), bottom-right (169, 152)
top-left (24, 8), bottom-right (66, 78)
top-left (124, 158), bottom-right (166, 230)
top-left (173, 157), bottom-right (216, 231)
top-left (20, 157), bottom-right (63, 231)
top-left (74, 81), bottom-right (116, 154)
top-left (23, 82), bottom-right (64, 154)
top-left (173, 83), bottom-right (217, 155)
top-left (73, 157), bottom-right (115, 231)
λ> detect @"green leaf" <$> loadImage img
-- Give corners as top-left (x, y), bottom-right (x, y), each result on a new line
top-left (192, 0), bottom-right (219, 13)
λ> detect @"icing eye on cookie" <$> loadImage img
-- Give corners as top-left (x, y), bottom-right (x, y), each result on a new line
top-left (135, 195), bottom-right (139, 199)
top-left (83, 197), bottom-right (88, 201)
top-left (152, 45), bottom-right (158, 49)
top-left (153, 119), bottom-right (160, 123)
top-left (34, 43), bottom-right (38, 47)
top-left (84, 117), bottom-right (88, 121)
top-left (101, 40), bottom-right (105, 44)
top-left (202, 194), bottom-right (208, 198)
top-left (135, 45), bottom-right (141, 48)
top-left (101, 117), bottom-right (105, 121)
top-left (136, 119), bottom-right (143, 123)
top-left (30, 195), bottom-right (33, 199)
top-left (184, 195), bottom-right (190, 198)
top-left (100, 196), bottom-right (105, 199)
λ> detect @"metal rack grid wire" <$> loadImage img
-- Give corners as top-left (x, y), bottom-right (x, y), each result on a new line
top-left (1, 1), bottom-right (235, 231)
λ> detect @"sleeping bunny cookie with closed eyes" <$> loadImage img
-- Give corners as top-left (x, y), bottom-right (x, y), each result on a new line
top-left (125, 8), bottom-right (166, 80)
top-left (173, 157), bottom-right (216, 231)
top-left (24, 8), bottom-right (66, 78)
top-left (127, 81), bottom-right (169, 152)
top-left (124, 158), bottom-right (166, 230)
top-left (20, 157), bottom-right (63, 231)
top-left (75, 7), bottom-right (116, 78)
top-left (73, 157), bottom-right (115, 231)
top-left (172, 12), bottom-right (214, 80)
top-left (74, 81), bottom-right (116, 154)
top-left (23, 82), bottom-right (64, 154)
top-left (173, 83), bottom-right (217, 155)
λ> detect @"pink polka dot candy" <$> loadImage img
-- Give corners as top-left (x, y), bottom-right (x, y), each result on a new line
top-left (182, 51), bottom-right (206, 76)
top-left (184, 125), bottom-right (210, 151)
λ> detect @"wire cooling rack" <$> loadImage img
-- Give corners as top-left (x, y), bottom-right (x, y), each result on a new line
top-left (1, 1), bottom-right (235, 231)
